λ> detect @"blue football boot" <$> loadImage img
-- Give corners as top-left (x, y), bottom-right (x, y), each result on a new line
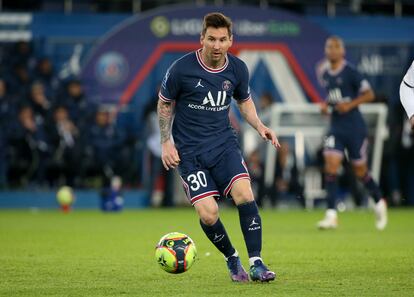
top-left (226, 255), bottom-right (249, 282)
top-left (249, 259), bottom-right (276, 282)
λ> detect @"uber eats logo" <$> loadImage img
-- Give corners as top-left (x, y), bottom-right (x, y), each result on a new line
top-left (151, 16), bottom-right (170, 38)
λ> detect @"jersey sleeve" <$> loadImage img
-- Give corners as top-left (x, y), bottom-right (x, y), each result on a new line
top-left (400, 77), bottom-right (414, 118)
top-left (233, 61), bottom-right (251, 102)
top-left (351, 67), bottom-right (372, 94)
top-left (403, 60), bottom-right (414, 88)
top-left (315, 59), bottom-right (329, 88)
top-left (159, 62), bottom-right (180, 102)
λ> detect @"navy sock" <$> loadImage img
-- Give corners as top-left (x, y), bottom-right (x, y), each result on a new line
top-left (237, 201), bottom-right (262, 258)
top-left (325, 174), bottom-right (338, 209)
top-left (200, 218), bottom-right (235, 258)
top-left (361, 174), bottom-right (382, 203)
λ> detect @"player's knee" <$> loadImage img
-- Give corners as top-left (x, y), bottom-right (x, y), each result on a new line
top-left (199, 212), bottom-right (218, 226)
top-left (324, 163), bottom-right (339, 175)
top-left (197, 205), bottom-right (219, 226)
top-left (353, 163), bottom-right (368, 179)
top-left (236, 194), bottom-right (254, 205)
top-left (324, 155), bottom-right (341, 175)
top-left (232, 190), bottom-right (254, 205)
top-left (230, 179), bottom-right (254, 204)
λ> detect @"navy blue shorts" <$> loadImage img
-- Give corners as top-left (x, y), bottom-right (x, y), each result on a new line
top-left (178, 140), bottom-right (250, 205)
top-left (323, 131), bottom-right (368, 163)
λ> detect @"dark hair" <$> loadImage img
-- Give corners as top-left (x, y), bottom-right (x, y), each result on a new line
top-left (326, 35), bottom-right (345, 48)
top-left (201, 12), bottom-right (232, 37)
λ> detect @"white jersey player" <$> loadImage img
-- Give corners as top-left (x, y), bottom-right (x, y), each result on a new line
top-left (400, 60), bottom-right (414, 128)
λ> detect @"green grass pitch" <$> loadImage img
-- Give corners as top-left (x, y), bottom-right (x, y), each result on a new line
top-left (1, 208), bottom-right (413, 296)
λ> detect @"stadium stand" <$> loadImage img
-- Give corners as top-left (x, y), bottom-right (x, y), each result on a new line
top-left (0, 0), bottom-right (413, 208)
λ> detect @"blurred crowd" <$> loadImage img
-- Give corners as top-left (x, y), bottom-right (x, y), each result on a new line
top-left (0, 41), bottom-right (138, 189)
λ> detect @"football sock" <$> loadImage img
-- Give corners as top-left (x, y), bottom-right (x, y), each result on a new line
top-left (326, 209), bottom-right (337, 218)
top-left (361, 173), bottom-right (382, 203)
top-left (200, 218), bottom-right (235, 258)
top-left (225, 250), bottom-right (238, 261)
top-left (237, 201), bottom-right (262, 258)
top-left (249, 256), bottom-right (262, 267)
top-left (325, 174), bottom-right (338, 209)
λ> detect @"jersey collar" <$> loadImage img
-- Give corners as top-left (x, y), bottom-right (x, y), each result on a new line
top-left (327, 60), bottom-right (347, 76)
top-left (196, 49), bottom-right (229, 73)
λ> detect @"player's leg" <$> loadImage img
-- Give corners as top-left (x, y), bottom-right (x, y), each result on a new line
top-left (230, 179), bottom-right (275, 282)
top-left (230, 180), bottom-right (260, 260)
top-left (212, 142), bottom-right (275, 282)
top-left (193, 197), bottom-right (248, 282)
top-left (349, 138), bottom-right (388, 230)
top-left (194, 197), bottom-right (235, 258)
top-left (317, 134), bottom-right (344, 229)
top-left (179, 156), bottom-right (248, 282)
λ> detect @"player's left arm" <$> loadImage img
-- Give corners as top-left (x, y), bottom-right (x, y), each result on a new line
top-left (335, 70), bottom-right (375, 114)
top-left (237, 99), bottom-right (281, 148)
top-left (234, 60), bottom-right (280, 148)
top-left (335, 89), bottom-right (375, 114)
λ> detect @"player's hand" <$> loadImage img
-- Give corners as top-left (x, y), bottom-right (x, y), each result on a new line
top-left (161, 140), bottom-right (181, 170)
top-left (257, 124), bottom-right (281, 149)
top-left (319, 102), bottom-right (329, 115)
top-left (335, 102), bottom-right (354, 114)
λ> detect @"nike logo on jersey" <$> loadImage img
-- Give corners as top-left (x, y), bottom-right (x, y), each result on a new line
top-left (195, 79), bottom-right (204, 88)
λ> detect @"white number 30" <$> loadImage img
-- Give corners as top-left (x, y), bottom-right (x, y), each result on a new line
top-left (187, 171), bottom-right (207, 191)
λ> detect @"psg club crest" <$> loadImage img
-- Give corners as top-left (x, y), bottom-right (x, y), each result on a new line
top-left (96, 51), bottom-right (129, 87)
top-left (222, 80), bottom-right (232, 91)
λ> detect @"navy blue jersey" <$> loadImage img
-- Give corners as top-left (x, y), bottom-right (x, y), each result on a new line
top-left (159, 49), bottom-right (251, 156)
top-left (320, 61), bottom-right (371, 135)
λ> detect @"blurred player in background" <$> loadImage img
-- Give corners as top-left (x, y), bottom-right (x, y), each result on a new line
top-left (317, 36), bottom-right (387, 230)
top-left (158, 12), bottom-right (279, 282)
top-left (400, 60), bottom-right (414, 128)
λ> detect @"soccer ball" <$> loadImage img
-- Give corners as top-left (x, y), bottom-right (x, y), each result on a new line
top-left (155, 232), bottom-right (197, 274)
top-left (56, 186), bottom-right (74, 206)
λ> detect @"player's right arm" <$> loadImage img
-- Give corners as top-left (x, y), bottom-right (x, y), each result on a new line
top-left (316, 61), bottom-right (331, 115)
top-left (319, 102), bottom-right (330, 115)
top-left (158, 62), bottom-right (181, 170)
top-left (157, 99), bottom-right (180, 170)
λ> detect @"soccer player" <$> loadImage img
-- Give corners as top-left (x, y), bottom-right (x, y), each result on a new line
top-left (157, 12), bottom-right (279, 282)
top-left (400, 60), bottom-right (414, 129)
top-left (317, 36), bottom-right (388, 230)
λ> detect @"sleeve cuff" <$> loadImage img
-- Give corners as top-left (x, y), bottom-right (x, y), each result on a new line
top-left (158, 92), bottom-right (174, 102)
top-left (236, 95), bottom-right (252, 102)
